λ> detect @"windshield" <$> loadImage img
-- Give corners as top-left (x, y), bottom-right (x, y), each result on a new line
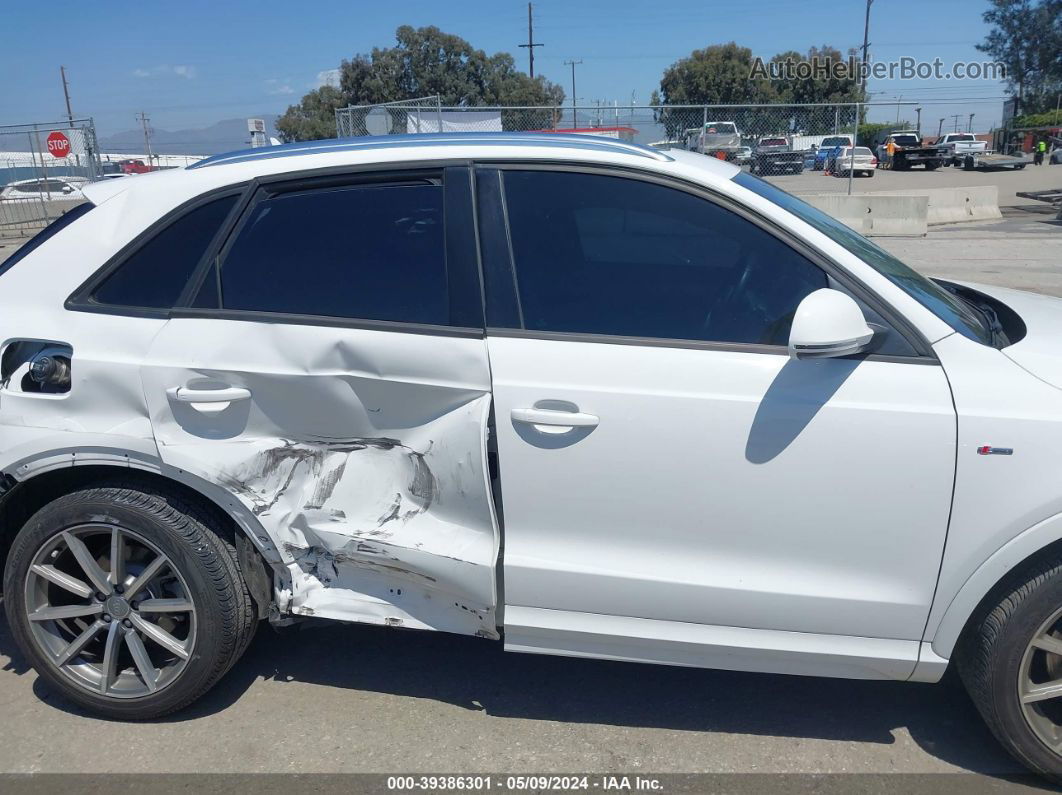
top-left (732, 171), bottom-right (991, 344)
top-left (892, 135), bottom-right (920, 146)
top-left (759, 138), bottom-right (787, 146)
top-left (705, 123), bottom-right (736, 134)
top-left (949, 134), bottom-right (974, 141)
top-left (822, 137), bottom-right (850, 146)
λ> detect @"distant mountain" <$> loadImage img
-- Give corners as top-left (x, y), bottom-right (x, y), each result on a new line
top-left (97, 115), bottom-right (282, 156)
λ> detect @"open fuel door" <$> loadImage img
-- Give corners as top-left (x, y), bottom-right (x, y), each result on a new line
top-left (140, 166), bottom-right (500, 637)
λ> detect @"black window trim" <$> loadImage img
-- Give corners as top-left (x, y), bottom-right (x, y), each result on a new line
top-left (65, 160), bottom-right (486, 338)
top-left (472, 160), bottom-right (938, 364)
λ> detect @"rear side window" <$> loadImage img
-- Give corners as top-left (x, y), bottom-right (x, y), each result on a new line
top-left (218, 181), bottom-right (449, 325)
top-left (92, 194), bottom-right (238, 309)
top-left (0, 202), bottom-right (94, 280)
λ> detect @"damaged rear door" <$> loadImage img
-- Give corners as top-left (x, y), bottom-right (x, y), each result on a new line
top-left (140, 166), bottom-right (500, 637)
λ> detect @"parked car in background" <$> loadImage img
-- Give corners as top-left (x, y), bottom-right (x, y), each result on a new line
top-left (749, 136), bottom-right (805, 175)
top-left (735, 145), bottom-right (752, 165)
top-left (832, 146), bottom-right (877, 177)
top-left (11, 132), bottom-right (1062, 783)
top-left (938, 133), bottom-right (989, 165)
top-left (0, 177), bottom-right (87, 202)
top-left (686, 121), bottom-right (743, 160)
top-left (813, 135), bottom-right (853, 170)
top-left (118, 159), bottom-right (153, 175)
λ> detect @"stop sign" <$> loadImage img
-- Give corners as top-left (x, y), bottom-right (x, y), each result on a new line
top-left (46, 131), bottom-right (71, 158)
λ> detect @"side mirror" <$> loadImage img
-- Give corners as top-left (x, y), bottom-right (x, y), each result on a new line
top-left (61, 185), bottom-right (73, 194)
top-left (789, 289), bottom-right (875, 360)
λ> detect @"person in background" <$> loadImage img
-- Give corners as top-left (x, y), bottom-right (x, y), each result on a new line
top-left (884, 137), bottom-right (897, 169)
top-left (1035, 137), bottom-right (1047, 165)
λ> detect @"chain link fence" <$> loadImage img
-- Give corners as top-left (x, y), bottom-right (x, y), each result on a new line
top-left (333, 101), bottom-right (925, 190)
top-left (0, 119), bottom-right (101, 238)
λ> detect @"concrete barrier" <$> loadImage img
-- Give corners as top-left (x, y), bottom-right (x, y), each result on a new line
top-left (874, 186), bottom-right (1001, 225)
top-left (802, 194), bottom-right (928, 237)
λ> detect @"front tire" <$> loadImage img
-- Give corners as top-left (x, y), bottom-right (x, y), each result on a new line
top-left (3, 481), bottom-right (257, 720)
top-left (959, 554), bottom-right (1062, 783)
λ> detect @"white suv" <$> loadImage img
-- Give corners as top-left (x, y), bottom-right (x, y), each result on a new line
top-left (3, 133), bottom-right (1062, 781)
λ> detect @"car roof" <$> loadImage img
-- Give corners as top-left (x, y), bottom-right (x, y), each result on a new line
top-left (189, 131), bottom-right (672, 170)
top-left (82, 133), bottom-right (741, 208)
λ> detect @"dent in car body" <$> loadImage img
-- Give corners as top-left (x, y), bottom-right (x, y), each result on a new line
top-left (140, 319), bottom-right (500, 639)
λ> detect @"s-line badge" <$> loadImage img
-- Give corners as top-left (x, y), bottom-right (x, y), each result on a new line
top-left (977, 446), bottom-right (1014, 456)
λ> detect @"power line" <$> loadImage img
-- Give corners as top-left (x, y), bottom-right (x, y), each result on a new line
top-left (518, 3), bottom-right (544, 79)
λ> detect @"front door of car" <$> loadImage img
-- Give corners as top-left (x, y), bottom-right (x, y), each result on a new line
top-left (138, 166), bottom-right (501, 637)
top-left (476, 167), bottom-right (956, 669)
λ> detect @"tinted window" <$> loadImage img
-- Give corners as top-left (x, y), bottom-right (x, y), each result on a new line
top-left (500, 171), bottom-right (827, 345)
top-left (220, 182), bottom-right (448, 325)
top-left (733, 170), bottom-right (991, 344)
top-left (92, 194), bottom-right (238, 308)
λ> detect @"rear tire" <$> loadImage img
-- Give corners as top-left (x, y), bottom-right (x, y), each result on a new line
top-left (3, 481), bottom-right (258, 720)
top-left (958, 554), bottom-right (1062, 783)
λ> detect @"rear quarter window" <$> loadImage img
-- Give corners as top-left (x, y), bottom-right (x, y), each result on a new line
top-left (87, 194), bottom-right (239, 309)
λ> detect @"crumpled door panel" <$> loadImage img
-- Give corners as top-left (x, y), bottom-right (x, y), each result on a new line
top-left (141, 318), bottom-right (499, 637)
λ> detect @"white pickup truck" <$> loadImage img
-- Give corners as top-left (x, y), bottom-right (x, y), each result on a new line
top-left (938, 133), bottom-right (988, 165)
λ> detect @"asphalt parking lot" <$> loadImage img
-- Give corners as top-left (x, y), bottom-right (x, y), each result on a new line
top-left (0, 614), bottom-right (1032, 778)
top-left (773, 158), bottom-right (1062, 209)
top-left (0, 179), bottom-right (1060, 784)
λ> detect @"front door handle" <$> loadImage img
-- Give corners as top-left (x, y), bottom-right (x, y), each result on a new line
top-left (511, 407), bottom-right (599, 428)
top-left (170, 386), bottom-right (251, 414)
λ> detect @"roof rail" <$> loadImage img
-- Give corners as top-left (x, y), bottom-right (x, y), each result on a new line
top-left (188, 131), bottom-right (673, 169)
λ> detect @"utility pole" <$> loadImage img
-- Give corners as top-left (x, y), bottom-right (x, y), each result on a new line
top-left (915, 107), bottom-right (922, 137)
top-left (860, 0), bottom-right (874, 87)
top-left (518, 3), bottom-right (543, 78)
top-left (60, 66), bottom-right (80, 167)
top-left (136, 111), bottom-right (153, 167)
top-left (951, 113), bottom-right (961, 132)
top-left (59, 66), bottom-right (74, 124)
top-left (564, 59), bottom-right (582, 127)
top-left (968, 113), bottom-right (975, 133)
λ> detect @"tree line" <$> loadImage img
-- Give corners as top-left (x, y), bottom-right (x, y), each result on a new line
top-left (276, 1), bottom-right (1061, 142)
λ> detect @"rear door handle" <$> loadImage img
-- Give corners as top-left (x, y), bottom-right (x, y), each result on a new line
top-left (170, 386), bottom-right (251, 414)
top-left (511, 407), bottom-right (599, 428)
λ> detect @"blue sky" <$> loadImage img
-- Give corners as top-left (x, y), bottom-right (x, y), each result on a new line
top-left (1, 0), bottom-right (1008, 140)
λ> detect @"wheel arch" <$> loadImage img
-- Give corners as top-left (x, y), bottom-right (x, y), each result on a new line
top-left (931, 512), bottom-right (1062, 659)
top-left (0, 453), bottom-right (285, 609)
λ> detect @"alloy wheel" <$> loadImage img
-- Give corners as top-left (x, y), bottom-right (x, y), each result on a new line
top-left (22, 524), bottom-right (197, 699)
